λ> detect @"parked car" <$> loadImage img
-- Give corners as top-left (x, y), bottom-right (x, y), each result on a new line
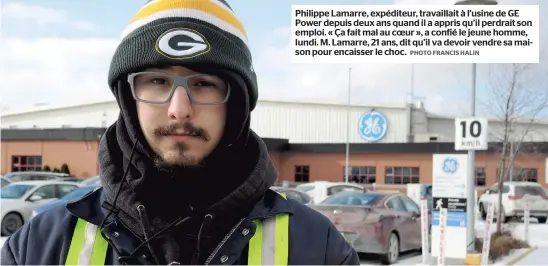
top-left (478, 181), bottom-right (548, 223)
top-left (32, 185), bottom-right (100, 218)
top-left (311, 191), bottom-right (423, 264)
top-left (0, 181), bottom-right (79, 236)
top-left (79, 175), bottom-right (101, 186)
top-left (58, 177), bottom-right (83, 183)
top-left (1, 177), bottom-right (11, 188)
top-left (295, 181), bottom-right (365, 204)
top-left (271, 186), bottom-right (312, 205)
top-left (3, 171), bottom-right (70, 182)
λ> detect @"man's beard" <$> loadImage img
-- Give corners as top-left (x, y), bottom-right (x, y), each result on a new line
top-left (151, 122), bottom-right (209, 172)
top-left (153, 142), bottom-right (205, 172)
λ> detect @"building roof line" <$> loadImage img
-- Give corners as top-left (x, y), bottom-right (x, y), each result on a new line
top-left (1, 99), bottom-right (407, 117)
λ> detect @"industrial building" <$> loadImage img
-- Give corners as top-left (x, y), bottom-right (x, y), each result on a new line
top-left (2, 99), bottom-right (548, 186)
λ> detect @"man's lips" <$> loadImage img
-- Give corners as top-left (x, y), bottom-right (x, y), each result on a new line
top-left (164, 133), bottom-right (197, 141)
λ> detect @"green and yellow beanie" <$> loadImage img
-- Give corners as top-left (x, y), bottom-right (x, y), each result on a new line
top-left (107, 0), bottom-right (258, 110)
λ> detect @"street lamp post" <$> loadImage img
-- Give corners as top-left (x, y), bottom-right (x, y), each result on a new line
top-left (454, 0), bottom-right (498, 254)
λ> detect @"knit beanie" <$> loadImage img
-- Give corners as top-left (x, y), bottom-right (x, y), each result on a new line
top-left (107, 0), bottom-right (258, 111)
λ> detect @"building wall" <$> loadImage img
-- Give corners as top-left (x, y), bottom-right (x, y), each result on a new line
top-left (2, 100), bottom-right (411, 144)
top-left (2, 139), bottom-right (547, 187)
top-left (1, 102), bottom-right (119, 129)
top-left (1, 140), bottom-right (99, 177)
top-left (250, 101), bottom-right (410, 143)
top-left (276, 151), bottom-right (548, 187)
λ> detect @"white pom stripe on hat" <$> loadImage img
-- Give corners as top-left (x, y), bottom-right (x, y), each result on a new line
top-left (122, 0), bottom-right (248, 45)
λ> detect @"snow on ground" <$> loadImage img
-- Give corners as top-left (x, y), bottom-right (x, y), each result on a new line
top-left (360, 251), bottom-right (422, 265)
top-left (475, 217), bottom-right (548, 247)
top-left (475, 218), bottom-right (548, 265)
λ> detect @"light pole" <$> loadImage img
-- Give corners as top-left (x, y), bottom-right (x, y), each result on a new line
top-left (344, 68), bottom-right (352, 183)
top-left (454, 0), bottom-right (498, 253)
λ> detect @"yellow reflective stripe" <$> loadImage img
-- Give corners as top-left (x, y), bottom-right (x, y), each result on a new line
top-left (248, 213), bottom-right (290, 265)
top-left (248, 219), bottom-right (263, 265)
top-left (90, 226), bottom-right (109, 265)
top-left (274, 213), bottom-right (289, 265)
top-left (66, 218), bottom-right (108, 265)
top-left (66, 219), bottom-right (87, 265)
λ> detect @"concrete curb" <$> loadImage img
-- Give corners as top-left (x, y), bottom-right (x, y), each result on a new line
top-left (505, 247), bottom-right (538, 265)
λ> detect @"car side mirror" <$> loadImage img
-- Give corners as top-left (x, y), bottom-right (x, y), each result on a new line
top-left (28, 195), bottom-right (43, 201)
top-left (412, 211), bottom-right (421, 218)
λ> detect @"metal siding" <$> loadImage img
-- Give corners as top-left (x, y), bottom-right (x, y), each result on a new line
top-left (251, 101), bottom-right (409, 143)
top-left (3, 100), bottom-right (411, 143)
top-left (1, 102), bottom-right (120, 129)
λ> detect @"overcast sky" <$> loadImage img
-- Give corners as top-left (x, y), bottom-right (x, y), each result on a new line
top-left (0, 0), bottom-right (546, 117)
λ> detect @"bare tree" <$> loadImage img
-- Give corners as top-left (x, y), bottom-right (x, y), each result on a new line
top-left (485, 62), bottom-right (548, 233)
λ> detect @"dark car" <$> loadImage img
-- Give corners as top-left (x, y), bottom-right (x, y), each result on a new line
top-left (31, 185), bottom-right (100, 218)
top-left (311, 191), bottom-right (424, 265)
top-left (271, 186), bottom-right (312, 205)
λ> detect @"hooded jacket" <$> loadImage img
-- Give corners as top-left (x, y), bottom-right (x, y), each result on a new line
top-left (1, 0), bottom-right (360, 264)
top-left (0, 125), bottom-right (360, 265)
top-left (0, 50), bottom-right (360, 266)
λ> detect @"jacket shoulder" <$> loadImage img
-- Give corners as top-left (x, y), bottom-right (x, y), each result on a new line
top-left (1, 203), bottom-right (78, 265)
top-left (286, 200), bottom-right (360, 265)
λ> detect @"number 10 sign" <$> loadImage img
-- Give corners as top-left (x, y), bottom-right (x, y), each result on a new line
top-left (454, 117), bottom-right (488, 151)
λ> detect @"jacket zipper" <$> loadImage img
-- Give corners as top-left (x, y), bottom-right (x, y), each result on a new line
top-left (204, 218), bottom-right (246, 265)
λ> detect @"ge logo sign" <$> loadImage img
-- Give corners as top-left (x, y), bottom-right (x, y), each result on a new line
top-left (442, 157), bottom-right (459, 174)
top-left (156, 28), bottom-right (211, 59)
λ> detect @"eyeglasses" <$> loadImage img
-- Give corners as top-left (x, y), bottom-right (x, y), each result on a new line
top-left (127, 71), bottom-right (230, 105)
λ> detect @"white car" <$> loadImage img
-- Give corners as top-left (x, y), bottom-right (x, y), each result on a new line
top-left (1, 177), bottom-right (11, 188)
top-left (295, 181), bottom-right (365, 204)
top-left (0, 181), bottom-right (80, 236)
top-left (478, 181), bottom-right (548, 223)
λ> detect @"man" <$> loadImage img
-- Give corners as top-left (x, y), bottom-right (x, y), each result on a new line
top-left (1, 0), bottom-right (360, 265)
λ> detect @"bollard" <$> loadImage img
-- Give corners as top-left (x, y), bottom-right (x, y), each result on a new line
top-left (420, 198), bottom-right (430, 264)
top-left (481, 202), bottom-right (494, 265)
top-left (438, 208), bottom-right (447, 265)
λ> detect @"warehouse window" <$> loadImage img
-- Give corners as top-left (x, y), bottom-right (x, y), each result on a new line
top-left (476, 167), bottom-right (486, 186)
top-left (496, 167), bottom-right (537, 182)
top-left (343, 166), bottom-right (376, 183)
top-left (11, 155), bottom-right (42, 172)
top-left (294, 165), bottom-right (310, 182)
top-left (384, 167), bottom-right (419, 184)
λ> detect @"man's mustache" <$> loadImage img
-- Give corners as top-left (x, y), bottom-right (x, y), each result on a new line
top-left (153, 122), bottom-right (210, 141)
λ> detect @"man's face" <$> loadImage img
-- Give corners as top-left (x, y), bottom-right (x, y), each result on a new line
top-left (135, 66), bottom-right (227, 168)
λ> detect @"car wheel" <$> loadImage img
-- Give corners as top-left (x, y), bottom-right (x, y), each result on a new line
top-left (380, 232), bottom-right (399, 265)
top-left (479, 203), bottom-right (487, 219)
top-left (1, 213), bottom-right (23, 236)
top-left (497, 206), bottom-right (510, 223)
top-left (537, 217), bottom-right (547, 223)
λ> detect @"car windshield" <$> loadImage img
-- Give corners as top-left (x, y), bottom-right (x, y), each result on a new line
top-left (321, 193), bottom-right (381, 205)
top-left (515, 186), bottom-right (547, 197)
top-left (296, 185), bottom-right (315, 192)
top-left (0, 184), bottom-right (35, 199)
top-left (61, 187), bottom-right (97, 201)
top-left (80, 176), bottom-right (100, 186)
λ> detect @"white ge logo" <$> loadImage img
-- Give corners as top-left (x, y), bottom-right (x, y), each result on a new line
top-left (156, 28), bottom-right (210, 58)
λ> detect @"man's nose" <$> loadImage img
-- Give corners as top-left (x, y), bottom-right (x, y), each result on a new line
top-left (167, 86), bottom-right (194, 120)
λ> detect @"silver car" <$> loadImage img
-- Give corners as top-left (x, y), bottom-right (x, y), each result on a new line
top-left (3, 171), bottom-right (71, 182)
